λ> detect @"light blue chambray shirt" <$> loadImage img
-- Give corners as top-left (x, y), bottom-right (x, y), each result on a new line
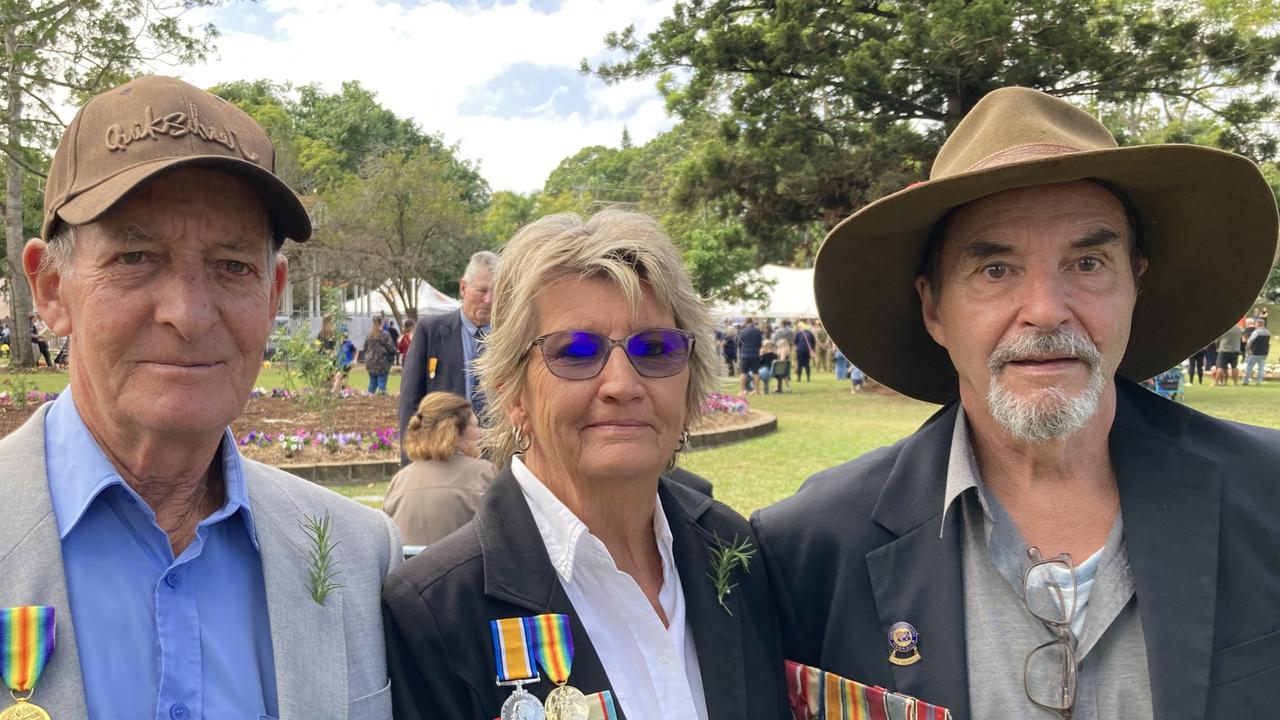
top-left (458, 310), bottom-right (489, 400)
top-left (45, 389), bottom-right (279, 720)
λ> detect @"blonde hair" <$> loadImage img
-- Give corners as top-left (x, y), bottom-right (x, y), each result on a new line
top-left (476, 209), bottom-right (717, 468)
top-left (402, 392), bottom-right (473, 462)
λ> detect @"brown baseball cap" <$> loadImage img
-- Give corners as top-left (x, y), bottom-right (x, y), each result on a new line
top-left (42, 74), bottom-right (311, 244)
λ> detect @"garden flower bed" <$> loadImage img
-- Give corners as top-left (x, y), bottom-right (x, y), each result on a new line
top-left (0, 388), bottom-right (766, 464)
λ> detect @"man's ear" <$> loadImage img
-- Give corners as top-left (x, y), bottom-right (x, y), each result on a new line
top-left (914, 275), bottom-right (947, 349)
top-left (458, 277), bottom-right (468, 298)
top-left (23, 238), bottom-right (73, 336)
top-left (270, 253), bottom-right (290, 316)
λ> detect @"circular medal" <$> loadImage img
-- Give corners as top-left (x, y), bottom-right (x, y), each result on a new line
top-left (0, 700), bottom-right (52, 720)
top-left (501, 687), bottom-right (546, 720)
top-left (544, 685), bottom-right (590, 720)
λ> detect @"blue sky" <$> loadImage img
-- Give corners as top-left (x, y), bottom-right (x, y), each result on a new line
top-left (178, 0), bottom-right (676, 191)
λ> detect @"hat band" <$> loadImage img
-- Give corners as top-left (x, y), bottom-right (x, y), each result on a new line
top-left (965, 143), bottom-right (1081, 172)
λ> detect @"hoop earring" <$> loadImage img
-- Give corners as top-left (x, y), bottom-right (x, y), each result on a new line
top-left (512, 426), bottom-right (531, 453)
top-left (675, 426), bottom-right (690, 453)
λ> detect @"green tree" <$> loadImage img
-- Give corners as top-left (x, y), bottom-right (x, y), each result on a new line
top-left (590, 0), bottom-right (1280, 261)
top-left (316, 149), bottom-right (482, 327)
top-left (2, 0), bottom-right (219, 366)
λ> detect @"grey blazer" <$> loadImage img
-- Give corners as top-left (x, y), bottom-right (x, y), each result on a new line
top-left (0, 404), bottom-right (403, 719)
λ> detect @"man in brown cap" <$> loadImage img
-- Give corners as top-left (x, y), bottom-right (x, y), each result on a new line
top-left (753, 87), bottom-right (1280, 719)
top-left (0, 76), bottom-right (399, 719)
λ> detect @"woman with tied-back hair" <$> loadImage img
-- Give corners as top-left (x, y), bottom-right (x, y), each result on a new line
top-left (382, 210), bottom-right (787, 720)
top-left (382, 392), bottom-right (494, 547)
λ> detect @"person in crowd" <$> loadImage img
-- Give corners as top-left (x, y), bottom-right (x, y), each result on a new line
top-left (317, 315), bottom-right (337, 354)
top-left (1243, 318), bottom-right (1271, 385)
top-left (396, 325), bottom-right (413, 367)
top-left (3, 75), bottom-right (399, 719)
top-left (757, 339), bottom-right (779, 395)
top-left (383, 392), bottom-right (495, 547)
top-left (774, 339), bottom-right (793, 394)
top-left (1214, 322), bottom-right (1244, 386)
top-left (794, 321), bottom-right (817, 381)
top-left (737, 316), bottom-right (763, 395)
top-left (849, 363), bottom-right (865, 393)
top-left (30, 312), bottom-right (54, 368)
top-left (718, 322), bottom-right (739, 376)
top-left (753, 86), bottom-right (1280, 719)
top-left (384, 210), bottom-right (788, 720)
top-left (815, 320), bottom-right (833, 373)
top-left (385, 318), bottom-right (401, 365)
top-left (331, 332), bottom-right (357, 393)
top-left (399, 251), bottom-right (499, 464)
top-left (1186, 344), bottom-right (1207, 385)
top-left (771, 319), bottom-right (795, 387)
top-left (362, 314), bottom-right (398, 395)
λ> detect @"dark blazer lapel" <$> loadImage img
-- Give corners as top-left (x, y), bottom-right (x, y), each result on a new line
top-left (864, 403), bottom-right (970, 719)
top-left (661, 482), bottom-right (747, 720)
top-left (1110, 381), bottom-right (1219, 720)
top-left (473, 469), bottom-right (624, 717)
top-left (436, 309), bottom-right (466, 394)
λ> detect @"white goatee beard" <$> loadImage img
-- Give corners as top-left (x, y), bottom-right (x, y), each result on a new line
top-left (985, 329), bottom-right (1106, 443)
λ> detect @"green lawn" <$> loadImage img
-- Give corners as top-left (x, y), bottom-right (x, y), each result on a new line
top-left (8, 363), bottom-right (1280, 518)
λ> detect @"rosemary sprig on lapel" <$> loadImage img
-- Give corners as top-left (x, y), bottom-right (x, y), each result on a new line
top-left (707, 533), bottom-right (755, 615)
top-left (300, 513), bottom-right (344, 606)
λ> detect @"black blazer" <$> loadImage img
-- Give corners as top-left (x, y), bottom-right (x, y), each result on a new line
top-left (383, 469), bottom-right (788, 719)
top-left (399, 310), bottom-right (467, 464)
top-left (668, 465), bottom-right (714, 498)
top-left (752, 378), bottom-right (1280, 719)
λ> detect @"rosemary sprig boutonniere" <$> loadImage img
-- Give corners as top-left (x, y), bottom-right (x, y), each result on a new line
top-left (301, 513), bottom-right (344, 606)
top-left (707, 533), bottom-right (756, 615)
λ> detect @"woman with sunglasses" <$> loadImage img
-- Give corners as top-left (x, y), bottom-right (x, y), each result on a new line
top-left (383, 210), bottom-right (788, 720)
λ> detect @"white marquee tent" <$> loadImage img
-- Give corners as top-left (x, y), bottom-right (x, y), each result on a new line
top-left (344, 280), bottom-right (460, 318)
top-left (713, 264), bottom-right (818, 320)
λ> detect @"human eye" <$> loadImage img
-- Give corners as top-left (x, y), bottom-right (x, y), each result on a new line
top-left (118, 251), bottom-right (148, 265)
top-left (1075, 256), bottom-right (1102, 272)
top-left (553, 332), bottom-right (602, 359)
top-left (981, 262), bottom-right (1008, 280)
top-left (221, 259), bottom-right (256, 276)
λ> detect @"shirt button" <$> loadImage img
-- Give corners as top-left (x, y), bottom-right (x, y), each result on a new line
top-left (165, 572), bottom-right (181, 588)
top-left (660, 654), bottom-right (672, 664)
top-left (169, 703), bottom-right (188, 720)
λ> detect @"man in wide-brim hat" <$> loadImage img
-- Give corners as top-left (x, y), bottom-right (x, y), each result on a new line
top-left (753, 86), bottom-right (1280, 720)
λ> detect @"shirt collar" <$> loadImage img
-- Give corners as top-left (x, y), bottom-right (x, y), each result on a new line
top-left (510, 455), bottom-right (673, 583)
top-left (44, 388), bottom-right (260, 548)
top-left (459, 310), bottom-right (488, 337)
top-left (940, 405), bottom-right (994, 535)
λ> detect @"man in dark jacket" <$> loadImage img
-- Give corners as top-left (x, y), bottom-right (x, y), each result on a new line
top-left (398, 251), bottom-right (498, 464)
top-left (753, 87), bottom-right (1280, 719)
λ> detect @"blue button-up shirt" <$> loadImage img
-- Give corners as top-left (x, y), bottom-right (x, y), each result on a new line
top-left (45, 390), bottom-right (279, 720)
top-left (459, 311), bottom-right (490, 400)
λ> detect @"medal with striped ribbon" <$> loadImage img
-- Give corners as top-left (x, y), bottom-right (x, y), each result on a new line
top-left (583, 690), bottom-right (617, 720)
top-left (0, 606), bottom-right (55, 720)
top-left (490, 617), bottom-right (544, 720)
top-left (526, 614), bottom-right (589, 720)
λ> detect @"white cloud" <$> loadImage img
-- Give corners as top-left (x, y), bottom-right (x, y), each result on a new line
top-left (172, 0), bottom-right (677, 191)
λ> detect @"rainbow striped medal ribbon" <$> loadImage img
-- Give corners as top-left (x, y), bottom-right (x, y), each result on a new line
top-left (0, 607), bottom-right (55, 720)
top-left (490, 617), bottom-right (545, 720)
top-left (526, 614), bottom-right (589, 720)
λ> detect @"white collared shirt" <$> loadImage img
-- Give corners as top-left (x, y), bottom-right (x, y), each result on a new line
top-left (511, 456), bottom-right (710, 720)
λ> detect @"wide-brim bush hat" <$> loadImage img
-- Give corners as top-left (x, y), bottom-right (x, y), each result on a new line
top-left (43, 75), bottom-right (311, 245)
top-left (814, 86), bottom-right (1279, 404)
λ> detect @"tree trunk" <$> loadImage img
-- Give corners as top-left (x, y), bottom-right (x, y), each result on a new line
top-left (4, 26), bottom-right (36, 368)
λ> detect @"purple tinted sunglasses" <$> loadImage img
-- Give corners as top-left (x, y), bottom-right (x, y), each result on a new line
top-left (526, 328), bottom-right (696, 380)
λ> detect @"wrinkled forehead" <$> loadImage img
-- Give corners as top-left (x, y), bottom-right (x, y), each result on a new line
top-left (941, 180), bottom-right (1130, 253)
top-left (88, 169), bottom-right (273, 250)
